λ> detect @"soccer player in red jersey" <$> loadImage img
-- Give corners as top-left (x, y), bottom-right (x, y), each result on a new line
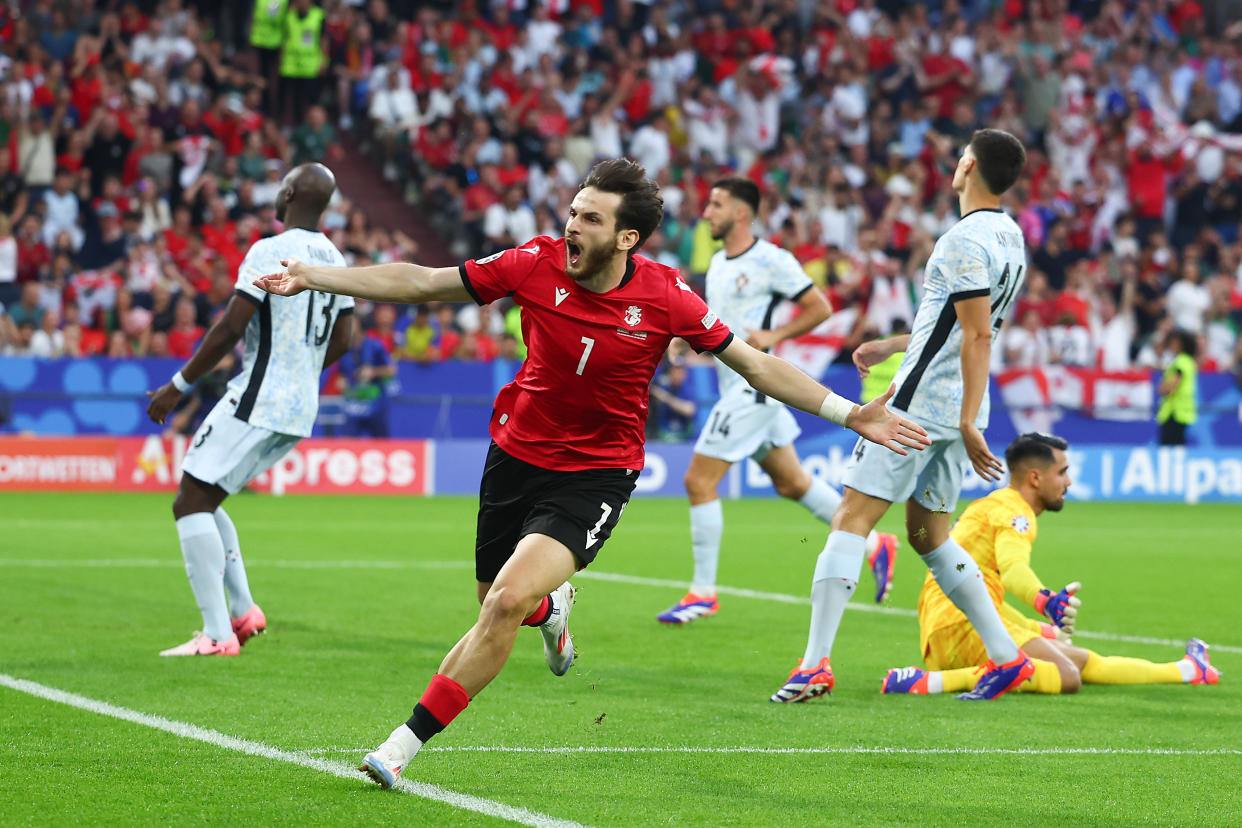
top-left (254, 159), bottom-right (929, 788)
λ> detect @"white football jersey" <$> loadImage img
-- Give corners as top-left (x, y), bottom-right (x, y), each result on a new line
top-left (229, 228), bottom-right (353, 437)
top-left (891, 208), bottom-right (1027, 428)
top-left (704, 239), bottom-right (814, 400)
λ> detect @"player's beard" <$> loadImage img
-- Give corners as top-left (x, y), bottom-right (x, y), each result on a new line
top-left (565, 238), bottom-right (614, 282)
top-left (709, 216), bottom-right (733, 241)
top-left (1043, 492), bottom-right (1066, 512)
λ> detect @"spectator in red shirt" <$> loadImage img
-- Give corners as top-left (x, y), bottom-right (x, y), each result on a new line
top-left (1128, 142), bottom-right (1171, 240)
top-left (462, 162), bottom-right (502, 250)
top-left (920, 41), bottom-right (974, 120)
top-left (495, 142), bottom-right (529, 188)
top-left (15, 215), bottom-right (51, 285)
top-left (200, 198), bottom-right (237, 260)
top-left (368, 302), bottom-right (401, 353)
top-left (201, 95), bottom-right (244, 157)
top-left (479, 5), bottom-right (517, 51)
top-left (416, 120), bottom-right (457, 171)
top-left (166, 296), bottom-right (203, 358)
top-left (163, 205), bottom-right (194, 266)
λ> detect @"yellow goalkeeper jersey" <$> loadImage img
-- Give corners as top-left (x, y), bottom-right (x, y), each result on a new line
top-left (917, 487), bottom-right (1049, 653)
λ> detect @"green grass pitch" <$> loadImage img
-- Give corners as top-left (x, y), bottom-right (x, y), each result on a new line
top-left (2, 492), bottom-right (1239, 825)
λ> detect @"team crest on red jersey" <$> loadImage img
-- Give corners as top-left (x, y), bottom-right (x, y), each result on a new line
top-left (625, 305), bottom-right (643, 327)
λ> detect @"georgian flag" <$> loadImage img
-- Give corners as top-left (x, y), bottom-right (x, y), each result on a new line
top-left (996, 366), bottom-right (1154, 426)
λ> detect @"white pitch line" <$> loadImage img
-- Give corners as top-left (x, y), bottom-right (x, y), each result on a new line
top-left (576, 570), bottom-right (913, 616)
top-left (0, 673), bottom-right (588, 828)
top-left (0, 558), bottom-right (473, 570)
top-left (574, 570), bottom-right (1242, 655)
top-left (302, 745), bottom-right (1241, 757)
top-left (2, 558), bottom-right (1237, 655)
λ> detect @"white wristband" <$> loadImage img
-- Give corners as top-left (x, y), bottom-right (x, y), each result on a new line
top-left (171, 371), bottom-right (191, 393)
top-left (818, 391), bottom-right (856, 426)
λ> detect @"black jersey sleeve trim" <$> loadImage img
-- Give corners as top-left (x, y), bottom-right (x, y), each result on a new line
top-left (951, 287), bottom-right (990, 303)
top-left (703, 331), bottom-right (734, 355)
top-left (336, 305), bottom-right (354, 317)
top-left (789, 284), bottom-right (813, 302)
top-left (459, 263), bottom-right (485, 306)
top-left (234, 289), bottom-right (263, 308)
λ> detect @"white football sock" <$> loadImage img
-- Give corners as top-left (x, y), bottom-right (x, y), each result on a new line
top-left (386, 723), bottom-right (424, 760)
top-left (1177, 659), bottom-right (1196, 683)
top-left (214, 507), bottom-right (255, 617)
top-left (175, 513), bottom-right (232, 643)
top-left (796, 477), bottom-right (842, 524)
top-left (926, 672), bottom-right (945, 694)
top-left (921, 538), bottom-right (1019, 664)
top-left (801, 531), bottom-right (866, 665)
top-left (689, 499), bottom-right (723, 596)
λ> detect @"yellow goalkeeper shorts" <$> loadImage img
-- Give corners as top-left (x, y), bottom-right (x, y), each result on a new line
top-left (923, 619), bottom-right (1042, 671)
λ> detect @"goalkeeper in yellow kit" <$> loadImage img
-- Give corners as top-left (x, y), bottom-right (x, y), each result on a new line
top-left (881, 433), bottom-right (1220, 695)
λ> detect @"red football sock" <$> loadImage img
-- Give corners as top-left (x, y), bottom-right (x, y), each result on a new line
top-left (407, 674), bottom-right (470, 742)
top-left (521, 595), bottom-right (551, 626)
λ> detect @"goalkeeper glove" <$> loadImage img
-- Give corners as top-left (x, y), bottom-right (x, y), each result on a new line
top-left (1039, 622), bottom-right (1072, 643)
top-left (1034, 581), bottom-right (1081, 632)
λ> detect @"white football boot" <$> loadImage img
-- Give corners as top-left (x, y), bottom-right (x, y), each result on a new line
top-left (540, 581), bottom-right (576, 676)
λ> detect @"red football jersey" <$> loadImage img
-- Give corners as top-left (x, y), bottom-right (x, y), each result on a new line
top-left (460, 236), bottom-right (733, 471)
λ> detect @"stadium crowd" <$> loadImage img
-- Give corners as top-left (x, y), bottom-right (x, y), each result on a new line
top-left (1, 0), bottom-right (1241, 382)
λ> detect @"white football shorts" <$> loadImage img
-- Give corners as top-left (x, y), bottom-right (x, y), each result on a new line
top-left (181, 398), bottom-right (300, 494)
top-left (693, 389), bottom-right (802, 463)
top-left (842, 411), bottom-right (970, 513)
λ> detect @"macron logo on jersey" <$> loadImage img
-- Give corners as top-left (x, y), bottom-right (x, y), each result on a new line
top-left (555, 287), bottom-right (570, 306)
top-left (675, 278), bottom-right (694, 293)
top-left (518, 244), bottom-right (539, 255)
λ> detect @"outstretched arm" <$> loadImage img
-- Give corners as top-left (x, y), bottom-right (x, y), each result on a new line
top-left (146, 295), bottom-right (255, 424)
top-left (715, 336), bottom-right (929, 454)
top-left (254, 257), bottom-right (473, 304)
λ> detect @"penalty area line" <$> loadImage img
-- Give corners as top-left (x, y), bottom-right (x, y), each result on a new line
top-left (0, 673), bottom-right (588, 828)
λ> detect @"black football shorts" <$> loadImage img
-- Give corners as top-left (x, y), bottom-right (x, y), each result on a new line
top-left (474, 442), bottom-right (638, 582)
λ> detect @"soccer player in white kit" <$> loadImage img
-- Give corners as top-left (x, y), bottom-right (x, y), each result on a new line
top-left (770, 129), bottom-right (1037, 702)
top-left (657, 178), bottom-right (899, 625)
top-left (146, 163), bottom-right (353, 656)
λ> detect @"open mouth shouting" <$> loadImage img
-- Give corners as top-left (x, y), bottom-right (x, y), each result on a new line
top-left (566, 238), bottom-right (583, 269)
